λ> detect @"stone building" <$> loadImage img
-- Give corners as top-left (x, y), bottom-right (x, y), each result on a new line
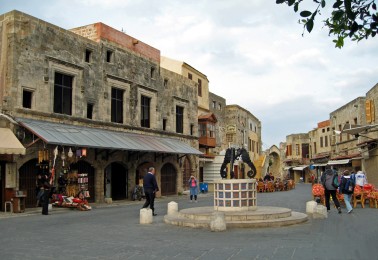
top-left (308, 120), bottom-right (332, 181)
top-left (283, 133), bottom-right (310, 183)
top-left (329, 97), bottom-right (366, 173)
top-left (160, 57), bottom-right (219, 187)
top-left (0, 10), bottom-right (201, 211)
top-left (360, 83), bottom-right (378, 186)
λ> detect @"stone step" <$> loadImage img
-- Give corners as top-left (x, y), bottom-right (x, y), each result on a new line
top-left (164, 206), bottom-right (308, 229)
top-left (178, 206), bottom-right (292, 221)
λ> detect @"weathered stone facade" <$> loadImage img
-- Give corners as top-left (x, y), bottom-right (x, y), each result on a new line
top-left (360, 84), bottom-right (378, 186)
top-left (209, 92), bottom-right (226, 155)
top-left (0, 10), bottom-right (200, 208)
top-left (284, 133), bottom-right (310, 183)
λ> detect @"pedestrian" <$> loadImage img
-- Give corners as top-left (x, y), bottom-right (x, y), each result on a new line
top-left (35, 173), bottom-right (44, 207)
top-left (188, 175), bottom-right (199, 202)
top-left (355, 170), bottom-right (368, 188)
top-left (321, 167), bottom-right (342, 213)
top-left (40, 173), bottom-right (51, 215)
top-left (339, 170), bottom-right (355, 214)
top-left (142, 166), bottom-right (159, 216)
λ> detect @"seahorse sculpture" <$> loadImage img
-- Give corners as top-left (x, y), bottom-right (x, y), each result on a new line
top-left (220, 148), bottom-right (235, 179)
top-left (220, 147), bottom-right (257, 179)
top-left (235, 147), bottom-right (257, 178)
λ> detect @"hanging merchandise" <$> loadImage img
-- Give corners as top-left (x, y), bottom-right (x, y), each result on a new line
top-left (53, 146), bottom-right (58, 168)
top-left (68, 148), bottom-right (73, 158)
top-left (61, 147), bottom-right (66, 167)
top-left (76, 149), bottom-right (82, 157)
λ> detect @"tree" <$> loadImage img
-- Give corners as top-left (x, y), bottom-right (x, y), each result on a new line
top-left (276, 0), bottom-right (378, 48)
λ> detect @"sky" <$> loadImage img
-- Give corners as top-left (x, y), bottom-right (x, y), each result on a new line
top-left (2, 0), bottom-right (378, 150)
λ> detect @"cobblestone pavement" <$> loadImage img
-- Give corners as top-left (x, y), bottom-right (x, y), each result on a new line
top-left (0, 183), bottom-right (377, 259)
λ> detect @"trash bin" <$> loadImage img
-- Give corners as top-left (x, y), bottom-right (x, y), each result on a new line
top-left (200, 183), bottom-right (208, 193)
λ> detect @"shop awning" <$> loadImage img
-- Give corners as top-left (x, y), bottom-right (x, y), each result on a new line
top-left (16, 118), bottom-right (202, 155)
top-left (327, 159), bottom-right (350, 165)
top-left (312, 163), bottom-right (327, 167)
top-left (284, 166), bottom-right (293, 170)
top-left (292, 166), bottom-right (308, 171)
top-left (0, 128), bottom-right (26, 155)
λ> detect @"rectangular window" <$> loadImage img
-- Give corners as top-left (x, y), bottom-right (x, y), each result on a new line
top-left (320, 136), bottom-right (323, 148)
top-left (85, 49), bottom-right (92, 63)
top-left (141, 95), bottom-right (151, 128)
top-left (87, 103), bottom-right (93, 119)
top-left (176, 106), bottom-right (184, 133)
top-left (325, 136), bottom-right (328, 147)
top-left (163, 119), bottom-right (167, 131)
top-left (286, 145), bottom-right (292, 156)
top-left (22, 89), bottom-right (33, 109)
top-left (199, 123), bottom-right (206, 137)
top-left (190, 124), bottom-right (194, 136)
top-left (212, 101), bottom-right (216, 109)
top-left (218, 104), bottom-right (222, 110)
top-left (106, 50), bottom-right (113, 63)
top-left (164, 79), bottom-right (168, 87)
top-left (295, 144), bottom-right (300, 156)
top-left (188, 73), bottom-right (192, 80)
top-left (313, 142), bottom-right (317, 154)
top-left (198, 79), bottom-right (202, 97)
top-left (54, 72), bottom-right (72, 115)
top-left (226, 134), bottom-right (234, 143)
top-left (150, 67), bottom-right (155, 79)
top-left (208, 123), bottom-right (215, 137)
top-left (111, 88), bottom-right (124, 123)
top-left (252, 140), bottom-right (255, 153)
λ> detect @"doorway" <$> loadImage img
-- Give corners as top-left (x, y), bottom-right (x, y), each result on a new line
top-left (105, 162), bottom-right (128, 200)
top-left (161, 163), bottom-right (177, 195)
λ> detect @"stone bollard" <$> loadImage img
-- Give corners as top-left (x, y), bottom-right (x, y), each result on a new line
top-left (210, 211), bottom-right (227, 232)
top-left (167, 201), bottom-right (178, 215)
top-left (313, 205), bottom-right (328, 219)
top-left (140, 208), bottom-right (153, 224)
top-left (306, 201), bottom-right (317, 214)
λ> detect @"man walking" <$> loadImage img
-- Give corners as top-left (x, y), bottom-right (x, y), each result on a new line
top-left (321, 167), bottom-right (342, 214)
top-left (142, 167), bottom-right (159, 216)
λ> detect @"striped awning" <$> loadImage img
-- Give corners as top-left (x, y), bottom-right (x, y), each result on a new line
top-left (17, 118), bottom-right (202, 155)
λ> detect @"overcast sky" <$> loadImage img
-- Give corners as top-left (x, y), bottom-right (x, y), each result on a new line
top-left (2, 0), bottom-right (377, 149)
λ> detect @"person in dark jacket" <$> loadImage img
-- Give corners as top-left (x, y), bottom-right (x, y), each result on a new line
top-left (142, 167), bottom-right (159, 216)
top-left (339, 170), bottom-right (355, 214)
top-left (321, 167), bottom-right (341, 214)
top-left (40, 173), bottom-right (51, 215)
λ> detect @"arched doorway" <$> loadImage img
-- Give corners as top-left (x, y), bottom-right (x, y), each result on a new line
top-left (19, 159), bottom-right (38, 208)
top-left (105, 162), bottom-right (128, 200)
top-left (161, 163), bottom-right (177, 195)
top-left (70, 161), bottom-right (95, 203)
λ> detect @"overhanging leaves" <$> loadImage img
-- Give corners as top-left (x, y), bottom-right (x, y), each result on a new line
top-left (276, 0), bottom-right (378, 48)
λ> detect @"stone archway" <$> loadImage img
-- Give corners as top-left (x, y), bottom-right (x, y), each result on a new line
top-left (70, 160), bottom-right (95, 203)
top-left (268, 145), bottom-right (281, 179)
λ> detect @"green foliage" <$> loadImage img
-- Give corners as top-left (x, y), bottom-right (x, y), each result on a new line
top-left (276, 0), bottom-right (378, 48)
